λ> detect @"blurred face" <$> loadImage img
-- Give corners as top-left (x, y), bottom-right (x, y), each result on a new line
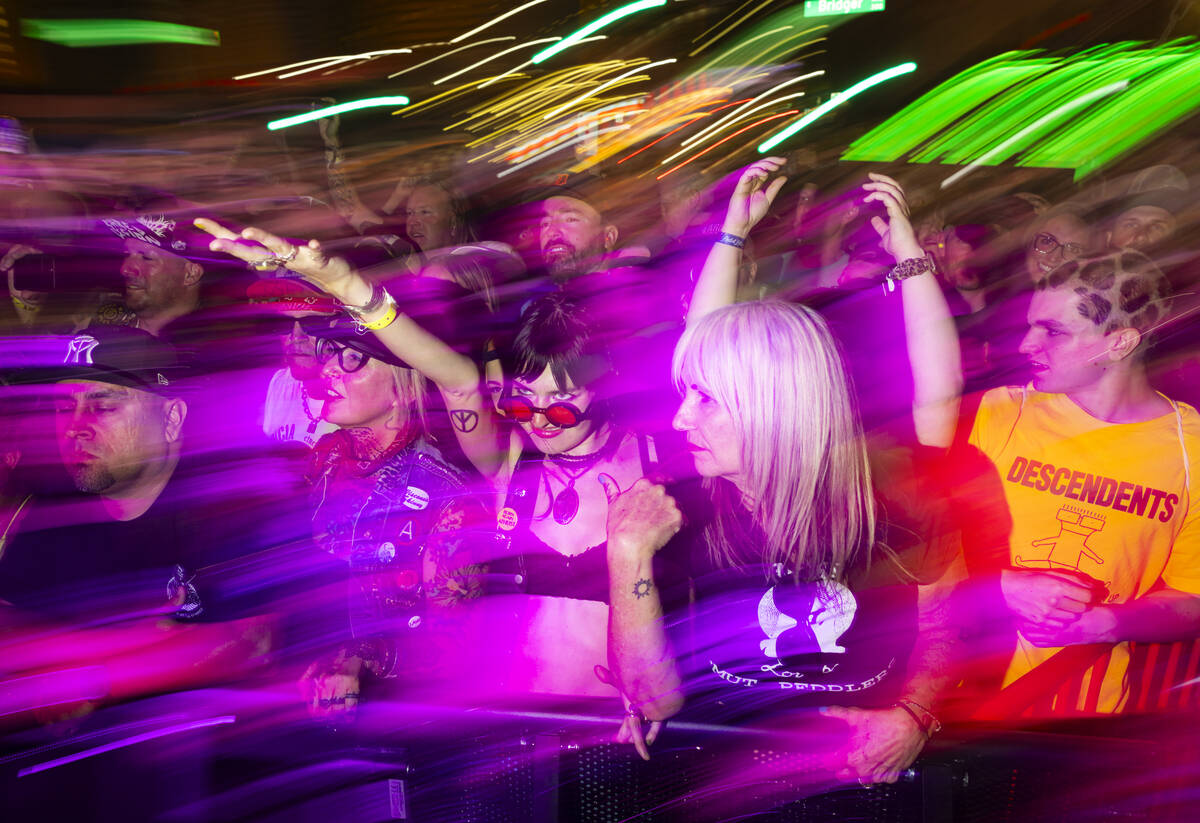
top-left (6, 269), bottom-right (47, 308)
top-left (120, 239), bottom-right (193, 317)
top-left (53, 380), bottom-right (175, 494)
top-left (406, 185), bottom-right (454, 251)
top-left (1109, 205), bottom-right (1175, 252)
top-left (1019, 288), bottom-right (1113, 394)
top-left (672, 382), bottom-right (743, 486)
top-left (539, 196), bottom-right (611, 279)
top-left (942, 229), bottom-right (982, 291)
top-left (1026, 214), bottom-right (1091, 282)
top-left (318, 347), bottom-right (398, 429)
top-left (838, 242), bottom-right (890, 287)
top-left (282, 321), bottom-right (320, 381)
top-left (509, 366), bottom-right (597, 456)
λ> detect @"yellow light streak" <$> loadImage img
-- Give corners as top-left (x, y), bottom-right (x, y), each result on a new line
top-left (690, 0), bottom-right (777, 57)
top-left (434, 37), bottom-right (560, 85)
top-left (540, 58), bottom-right (675, 121)
top-left (478, 36), bottom-right (608, 89)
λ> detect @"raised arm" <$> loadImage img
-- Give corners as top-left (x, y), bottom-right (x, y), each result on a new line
top-left (687, 157), bottom-right (787, 326)
top-left (861, 174), bottom-right (963, 449)
top-left (196, 219), bottom-right (512, 482)
top-left (601, 477), bottom-right (685, 759)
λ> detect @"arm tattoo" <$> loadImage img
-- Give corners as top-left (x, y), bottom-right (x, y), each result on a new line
top-left (633, 578), bottom-right (653, 599)
top-left (450, 409), bottom-right (479, 433)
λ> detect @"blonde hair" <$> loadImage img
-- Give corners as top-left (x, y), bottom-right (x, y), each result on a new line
top-left (672, 301), bottom-right (875, 582)
top-left (384, 362), bottom-right (430, 440)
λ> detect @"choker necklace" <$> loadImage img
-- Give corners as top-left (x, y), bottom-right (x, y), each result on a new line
top-left (300, 384), bottom-right (320, 434)
top-left (546, 431), bottom-right (621, 525)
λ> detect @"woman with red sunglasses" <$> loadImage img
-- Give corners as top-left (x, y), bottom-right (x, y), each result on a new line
top-left (200, 219), bottom-right (659, 701)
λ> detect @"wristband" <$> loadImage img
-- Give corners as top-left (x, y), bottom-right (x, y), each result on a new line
top-left (884, 255), bottom-right (934, 292)
top-left (358, 294), bottom-right (398, 331)
top-left (715, 232), bottom-right (746, 250)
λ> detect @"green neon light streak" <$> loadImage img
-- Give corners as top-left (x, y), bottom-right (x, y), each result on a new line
top-left (843, 40), bottom-right (1200, 181)
top-left (21, 18), bottom-right (220, 47)
top-left (267, 97), bottom-right (410, 131)
top-left (531, 0), bottom-right (666, 64)
top-left (941, 80), bottom-right (1127, 188)
top-left (757, 62), bottom-right (916, 153)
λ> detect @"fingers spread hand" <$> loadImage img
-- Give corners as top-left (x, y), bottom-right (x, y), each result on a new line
top-left (192, 217), bottom-right (239, 241)
top-left (242, 227), bottom-right (295, 257)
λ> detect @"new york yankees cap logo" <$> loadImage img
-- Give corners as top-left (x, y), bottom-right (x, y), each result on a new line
top-left (64, 334), bottom-right (100, 366)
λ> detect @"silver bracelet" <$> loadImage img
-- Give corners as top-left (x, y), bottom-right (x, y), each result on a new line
top-left (342, 281), bottom-right (385, 319)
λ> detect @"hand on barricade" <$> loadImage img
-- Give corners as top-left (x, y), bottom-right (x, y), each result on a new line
top-left (822, 705), bottom-right (927, 786)
top-left (299, 646), bottom-right (363, 721)
top-left (1000, 568), bottom-right (1096, 630)
top-left (595, 664), bottom-right (663, 761)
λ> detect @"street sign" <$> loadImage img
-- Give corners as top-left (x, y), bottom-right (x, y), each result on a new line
top-left (803, 0), bottom-right (885, 18)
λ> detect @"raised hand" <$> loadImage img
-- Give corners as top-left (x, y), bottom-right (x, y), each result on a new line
top-left (862, 172), bottom-right (923, 263)
top-left (195, 217), bottom-right (361, 303)
top-left (600, 475), bottom-right (683, 563)
top-left (722, 156), bottom-right (788, 239)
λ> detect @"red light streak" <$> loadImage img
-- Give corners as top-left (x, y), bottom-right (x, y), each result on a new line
top-left (656, 109), bottom-right (796, 180)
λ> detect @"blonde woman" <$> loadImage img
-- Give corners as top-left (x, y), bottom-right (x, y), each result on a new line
top-left (603, 160), bottom-right (965, 785)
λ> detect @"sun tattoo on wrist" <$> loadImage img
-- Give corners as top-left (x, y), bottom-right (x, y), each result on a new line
top-left (633, 578), bottom-right (652, 599)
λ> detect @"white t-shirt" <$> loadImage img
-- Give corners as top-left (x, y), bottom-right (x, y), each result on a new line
top-left (261, 368), bottom-right (337, 448)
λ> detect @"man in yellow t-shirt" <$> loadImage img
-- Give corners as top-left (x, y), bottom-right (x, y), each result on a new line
top-left (968, 249), bottom-right (1200, 715)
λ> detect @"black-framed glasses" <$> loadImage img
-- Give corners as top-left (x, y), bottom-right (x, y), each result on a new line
top-left (315, 338), bottom-right (370, 373)
top-left (1032, 232), bottom-right (1085, 260)
top-left (497, 395), bottom-right (585, 428)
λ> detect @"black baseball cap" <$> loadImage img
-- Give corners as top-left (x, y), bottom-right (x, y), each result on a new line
top-left (98, 206), bottom-right (220, 264)
top-left (7, 326), bottom-right (185, 395)
top-left (520, 171), bottom-right (610, 216)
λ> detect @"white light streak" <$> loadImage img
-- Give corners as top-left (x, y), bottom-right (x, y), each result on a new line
top-left (434, 38), bottom-right (560, 85)
top-left (234, 49), bottom-right (413, 81)
top-left (451, 0), bottom-right (551, 43)
top-left (387, 37), bottom-right (516, 79)
top-left (682, 70), bottom-right (824, 147)
top-left (940, 80), bottom-right (1129, 189)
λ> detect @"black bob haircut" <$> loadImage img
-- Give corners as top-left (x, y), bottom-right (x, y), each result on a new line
top-left (499, 292), bottom-right (612, 393)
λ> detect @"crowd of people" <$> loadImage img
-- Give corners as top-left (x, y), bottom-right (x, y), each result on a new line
top-left (0, 109), bottom-right (1198, 820)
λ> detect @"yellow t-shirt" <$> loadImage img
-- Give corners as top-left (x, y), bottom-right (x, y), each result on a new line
top-left (969, 386), bottom-right (1200, 713)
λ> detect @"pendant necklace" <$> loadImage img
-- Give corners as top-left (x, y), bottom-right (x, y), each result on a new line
top-left (300, 384), bottom-right (320, 434)
top-left (546, 432), bottom-right (621, 525)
